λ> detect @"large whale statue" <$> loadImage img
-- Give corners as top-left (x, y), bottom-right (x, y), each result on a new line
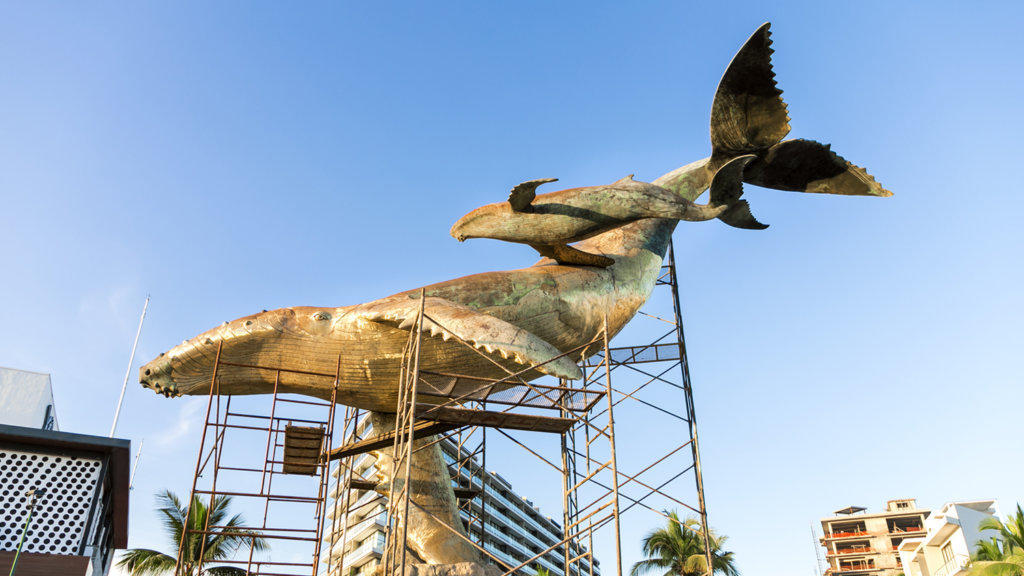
top-left (138, 23), bottom-right (890, 567)
top-left (138, 23), bottom-right (887, 407)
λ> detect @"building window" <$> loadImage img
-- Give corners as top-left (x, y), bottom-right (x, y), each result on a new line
top-left (941, 542), bottom-right (955, 567)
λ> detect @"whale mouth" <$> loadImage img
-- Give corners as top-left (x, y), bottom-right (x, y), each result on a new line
top-left (139, 355), bottom-right (183, 398)
top-left (138, 307), bottom-right (347, 402)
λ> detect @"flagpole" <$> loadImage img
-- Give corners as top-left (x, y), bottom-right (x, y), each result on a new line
top-left (110, 295), bottom-right (149, 438)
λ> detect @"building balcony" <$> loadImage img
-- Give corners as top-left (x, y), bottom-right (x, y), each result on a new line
top-left (933, 554), bottom-right (971, 576)
top-left (888, 526), bottom-right (924, 535)
top-left (339, 539), bottom-right (385, 567)
top-left (345, 514), bottom-right (387, 543)
top-left (825, 531), bottom-right (873, 540)
top-left (828, 547), bottom-right (875, 556)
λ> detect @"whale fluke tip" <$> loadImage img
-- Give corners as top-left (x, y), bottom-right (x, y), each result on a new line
top-left (711, 22), bottom-right (790, 160)
top-left (744, 139), bottom-right (893, 197)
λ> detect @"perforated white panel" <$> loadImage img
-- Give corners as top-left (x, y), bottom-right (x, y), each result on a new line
top-left (0, 449), bottom-right (102, 554)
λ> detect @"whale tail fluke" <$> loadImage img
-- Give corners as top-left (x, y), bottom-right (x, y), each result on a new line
top-left (743, 139), bottom-right (893, 197)
top-left (708, 154), bottom-right (768, 230)
top-left (710, 22), bottom-right (790, 166)
top-left (709, 23), bottom-right (892, 199)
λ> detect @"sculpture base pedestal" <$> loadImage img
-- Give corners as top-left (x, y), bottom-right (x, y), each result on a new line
top-left (377, 562), bottom-right (504, 576)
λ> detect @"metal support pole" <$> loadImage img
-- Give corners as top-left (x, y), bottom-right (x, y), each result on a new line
top-left (176, 341), bottom-right (222, 575)
top-left (667, 240), bottom-right (713, 576)
top-left (111, 295), bottom-right (149, 438)
top-left (9, 488), bottom-right (45, 576)
top-left (601, 317), bottom-right (624, 576)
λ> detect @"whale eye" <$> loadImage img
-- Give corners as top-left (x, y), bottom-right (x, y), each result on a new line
top-left (312, 311), bottom-right (331, 321)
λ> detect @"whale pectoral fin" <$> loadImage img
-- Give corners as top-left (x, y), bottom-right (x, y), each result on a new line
top-left (744, 139), bottom-right (893, 197)
top-left (710, 22), bottom-right (791, 160)
top-left (358, 296), bottom-right (583, 380)
top-left (531, 243), bottom-right (615, 268)
top-left (508, 178), bottom-right (558, 212)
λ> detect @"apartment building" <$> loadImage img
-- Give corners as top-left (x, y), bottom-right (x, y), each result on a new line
top-left (324, 420), bottom-right (598, 576)
top-left (820, 499), bottom-right (930, 576)
top-left (0, 367), bottom-right (130, 576)
top-left (897, 501), bottom-right (1002, 576)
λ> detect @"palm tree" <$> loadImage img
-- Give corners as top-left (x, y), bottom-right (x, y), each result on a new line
top-left (978, 504), bottom-right (1024, 556)
top-left (970, 504), bottom-right (1024, 576)
top-left (117, 490), bottom-right (267, 576)
top-left (975, 537), bottom-right (1008, 562)
top-left (967, 551), bottom-right (1024, 576)
top-left (629, 511), bottom-right (739, 576)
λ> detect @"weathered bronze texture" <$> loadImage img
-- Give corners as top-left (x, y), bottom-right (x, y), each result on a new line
top-left (368, 412), bottom-right (484, 565)
top-left (449, 155), bottom-right (760, 268)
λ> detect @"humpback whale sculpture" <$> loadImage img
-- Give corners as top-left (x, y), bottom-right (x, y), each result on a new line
top-left (139, 23), bottom-right (890, 567)
top-left (450, 155), bottom-right (761, 268)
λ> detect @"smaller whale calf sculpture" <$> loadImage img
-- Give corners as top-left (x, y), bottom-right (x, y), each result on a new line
top-left (450, 155), bottom-right (764, 267)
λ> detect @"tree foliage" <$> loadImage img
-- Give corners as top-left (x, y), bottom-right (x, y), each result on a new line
top-left (629, 511), bottom-right (739, 576)
top-left (117, 490), bottom-right (267, 576)
top-left (970, 504), bottom-right (1024, 576)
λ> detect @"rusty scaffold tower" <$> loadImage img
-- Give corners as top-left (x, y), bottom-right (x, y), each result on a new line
top-left (324, 239), bottom-right (714, 576)
top-left (176, 349), bottom-right (342, 576)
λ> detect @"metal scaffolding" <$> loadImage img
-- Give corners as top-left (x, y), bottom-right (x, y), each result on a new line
top-left (175, 240), bottom-right (711, 576)
top-left (175, 346), bottom-right (341, 576)
top-left (568, 240), bottom-right (713, 576)
top-left (324, 239), bottom-right (713, 576)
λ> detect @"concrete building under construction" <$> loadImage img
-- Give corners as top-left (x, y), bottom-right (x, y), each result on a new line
top-left (820, 499), bottom-right (929, 576)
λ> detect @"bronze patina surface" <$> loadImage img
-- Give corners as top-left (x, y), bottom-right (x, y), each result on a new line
top-left (449, 155), bottom-right (760, 268)
top-left (139, 23), bottom-right (891, 566)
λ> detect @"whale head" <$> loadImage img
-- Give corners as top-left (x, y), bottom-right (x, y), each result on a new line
top-left (450, 203), bottom-right (513, 242)
top-left (139, 307), bottom-right (345, 400)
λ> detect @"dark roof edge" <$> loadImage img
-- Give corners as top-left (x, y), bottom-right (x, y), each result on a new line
top-left (0, 424), bottom-right (131, 548)
top-left (0, 424), bottom-right (129, 451)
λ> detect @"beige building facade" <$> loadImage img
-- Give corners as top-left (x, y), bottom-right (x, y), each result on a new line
top-left (820, 499), bottom-right (929, 576)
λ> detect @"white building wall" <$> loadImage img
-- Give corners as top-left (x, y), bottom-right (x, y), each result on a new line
top-left (900, 501), bottom-right (1002, 576)
top-left (951, 502), bottom-right (1003, 552)
top-left (0, 367), bottom-right (58, 430)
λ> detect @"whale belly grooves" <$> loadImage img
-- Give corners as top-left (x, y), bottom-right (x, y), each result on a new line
top-left (143, 241), bottom-right (670, 412)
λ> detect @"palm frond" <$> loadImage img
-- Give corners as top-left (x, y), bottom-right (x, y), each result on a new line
top-left (120, 490), bottom-right (269, 576)
top-left (968, 553), bottom-right (1024, 576)
top-left (116, 548), bottom-right (177, 576)
top-left (203, 566), bottom-right (251, 576)
top-left (630, 510), bottom-right (739, 576)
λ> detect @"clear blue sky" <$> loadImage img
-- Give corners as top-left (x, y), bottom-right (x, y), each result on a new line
top-left (2, 2), bottom-right (1022, 576)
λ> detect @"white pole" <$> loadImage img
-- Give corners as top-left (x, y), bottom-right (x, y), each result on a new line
top-left (110, 295), bottom-right (149, 437)
top-left (129, 438), bottom-right (144, 489)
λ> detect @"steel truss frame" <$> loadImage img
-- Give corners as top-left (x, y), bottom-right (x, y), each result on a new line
top-left (327, 239), bottom-right (712, 576)
top-left (565, 240), bottom-right (713, 576)
top-left (175, 344), bottom-right (341, 576)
